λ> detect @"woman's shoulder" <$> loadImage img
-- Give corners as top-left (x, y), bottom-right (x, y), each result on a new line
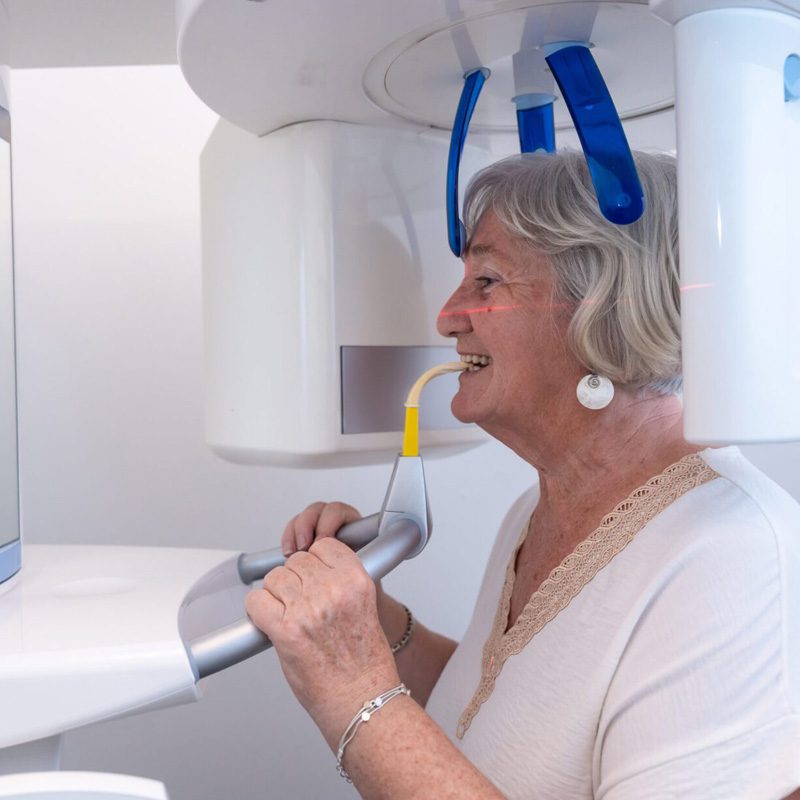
top-left (642, 446), bottom-right (800, 556)
top-left (611, 446), bottom-right (800, 691)
top-left (698, 446), bottom-right (800, 533)
top-left (597, 448), bottom-right (800, 792)
top-left (596, 446), bottom-right (800, 668)
top-left (664, 446), bottom-right (800, 577)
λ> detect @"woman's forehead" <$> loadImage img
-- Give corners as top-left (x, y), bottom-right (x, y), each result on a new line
top-left (464, 215), bottom-right (549, 275)
top-left (464, 211), bottom-right (512, 252)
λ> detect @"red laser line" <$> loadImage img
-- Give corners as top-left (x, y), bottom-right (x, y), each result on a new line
top-left (679, 283), bottom-right (715, 292)
top-left (438, 304), bottom-right (519, 317)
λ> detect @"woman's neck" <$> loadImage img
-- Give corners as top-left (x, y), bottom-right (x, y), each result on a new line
top-left (492, 390), bottom-right (702, 525)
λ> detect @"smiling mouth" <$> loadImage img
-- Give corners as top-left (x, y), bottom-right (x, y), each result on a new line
top-left (460, 353), bottom-right (492, 373)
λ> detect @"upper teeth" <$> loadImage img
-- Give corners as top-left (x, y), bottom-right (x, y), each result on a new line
top-left (460, 354), bottom-right (492, 369)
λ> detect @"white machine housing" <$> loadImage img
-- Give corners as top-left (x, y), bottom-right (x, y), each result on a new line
top-left (182, 0), bottom-right (800, 447)
top-left (653, 0), bottom-right (800, 442)
top-left (201, 120), bottom-right (500, 465)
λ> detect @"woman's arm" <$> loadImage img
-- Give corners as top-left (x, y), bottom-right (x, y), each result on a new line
top-left (320, 688), bottom-right (503, 800)
top-left (281, 502), bottom-right (457, 704)
top-left (375, 586), bottom-right (457, 706)
top-left (246, 537), bottom-right (504, 800)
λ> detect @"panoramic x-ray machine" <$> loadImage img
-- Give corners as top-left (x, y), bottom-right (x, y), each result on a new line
top-left (1, 0), bottom-right (799, 795)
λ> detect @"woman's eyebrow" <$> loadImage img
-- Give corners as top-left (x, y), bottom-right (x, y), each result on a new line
top-left (464, 242), bottom-right (503, 259)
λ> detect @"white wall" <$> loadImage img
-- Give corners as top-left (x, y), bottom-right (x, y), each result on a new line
top-left (10, 64), bottom-right (800, 800)
top-left (10, 65), bottom-right (534, 799)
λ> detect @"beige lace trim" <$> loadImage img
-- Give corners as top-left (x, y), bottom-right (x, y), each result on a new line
top-left (456, 453), bottom-right (718, 739)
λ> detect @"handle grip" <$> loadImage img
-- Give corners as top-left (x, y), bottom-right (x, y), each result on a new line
top-left (237, 513), bottom-right (382, 584)
top-left (188, 516), bottom-right (422, 680)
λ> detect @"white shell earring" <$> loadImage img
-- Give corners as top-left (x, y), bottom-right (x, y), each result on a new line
top-left (577, 374), bottom-right (614, 410)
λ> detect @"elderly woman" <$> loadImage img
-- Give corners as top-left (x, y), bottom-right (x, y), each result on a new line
top-left (245, 151), bottom-right (800, 799)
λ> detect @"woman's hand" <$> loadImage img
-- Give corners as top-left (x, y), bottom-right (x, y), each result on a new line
top-left (246, 544), bottom-right (502, 799)
top-left (245, 537), bottom-right (400, 744)
top-left (274, 500), bottom-right (457, 707)
top-left (279, 501), bottom-right (408, 651)
top-left (281, 501), bottom-right (362, 556)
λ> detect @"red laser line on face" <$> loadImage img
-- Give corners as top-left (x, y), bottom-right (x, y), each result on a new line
top-left (438, 304), bottom-right (520, 318)
top-left (679, 283), bottom-right (715, 292)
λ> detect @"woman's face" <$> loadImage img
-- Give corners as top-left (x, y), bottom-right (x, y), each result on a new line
top-left (437, 212), bottom-right (582, 433)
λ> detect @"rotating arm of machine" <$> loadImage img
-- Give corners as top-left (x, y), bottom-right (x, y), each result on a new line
top-left (186, 455), bottom-right (431, 680)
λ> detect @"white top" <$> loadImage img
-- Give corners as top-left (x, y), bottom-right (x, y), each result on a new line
top-left (426, 447), bottom-right (800, 799)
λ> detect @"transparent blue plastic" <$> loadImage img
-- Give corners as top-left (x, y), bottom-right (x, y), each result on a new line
top-left (516, 103), bottom-right (556, 153)
top-left (0, 539), bottom-right (20, 584)
top-left (545, 44), bottom-right (644, 225)
top-left (446, 68), bottom-right (489, 257)
top-left (785, 54), bottom-right (800, 102)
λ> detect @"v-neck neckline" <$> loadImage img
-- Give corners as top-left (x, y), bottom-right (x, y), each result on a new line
top-left (456, 451), bottom-right (719, 740)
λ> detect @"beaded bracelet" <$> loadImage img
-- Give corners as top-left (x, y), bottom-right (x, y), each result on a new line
top-left (390, 605), bottom-right (416, 654)
top-left (336, 683), bottom-right (411, 782)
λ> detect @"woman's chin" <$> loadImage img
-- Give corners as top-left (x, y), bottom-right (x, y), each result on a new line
top-left (450, 395), bottom-right (484, 426)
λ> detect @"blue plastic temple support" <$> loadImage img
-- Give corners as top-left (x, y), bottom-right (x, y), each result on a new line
top-left (545, 43), bottom-right (644, 225)
top-left (447, 68), bottom-right (489, 257)
top-left (514, 94), bottom-right (556, 153)
top-left (786, 54), bottom-right (800, 102)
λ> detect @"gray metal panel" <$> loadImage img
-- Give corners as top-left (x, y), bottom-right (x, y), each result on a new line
top-left (341, 345), bottom-right (468, 434)
top-left (0, 108), bottom-right (9, 144)
top-left (6, 0), bottom-right (178, 68)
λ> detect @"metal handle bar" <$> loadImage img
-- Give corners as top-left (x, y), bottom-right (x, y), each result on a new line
top-left (188, 516), bottom-right (423, 680)
top-left (237, 513), bottom-right (382, 585)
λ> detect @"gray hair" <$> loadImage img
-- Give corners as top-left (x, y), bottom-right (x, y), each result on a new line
top-left (463, 150), bottom-right (681, 395)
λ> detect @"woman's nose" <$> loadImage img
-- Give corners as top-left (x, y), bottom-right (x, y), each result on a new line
top-left (437, 286), bottom-right (474, 338)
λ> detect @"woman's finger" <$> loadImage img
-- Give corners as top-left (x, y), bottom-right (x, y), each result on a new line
top-left (280, 501), bottom-right (362, 556)
top-left (316, 502), bottom-right (361, 538)
top-left (282, 549), bottom-right (329, 587)
top-left (281, 502), bottom-right (326, 555)
top-left (244, 586), bottom-right (284, 633)
top-left (262, 563), bottom-right (304, 605)
top-left (309, 537), bottom-right (367, 572)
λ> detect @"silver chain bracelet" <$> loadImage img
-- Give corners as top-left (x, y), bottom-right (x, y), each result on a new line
top-left (336, 683), bottom-right (411, 782)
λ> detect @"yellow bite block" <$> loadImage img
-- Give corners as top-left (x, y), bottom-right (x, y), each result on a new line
top-left (402, 361), bottom-right (468, 457)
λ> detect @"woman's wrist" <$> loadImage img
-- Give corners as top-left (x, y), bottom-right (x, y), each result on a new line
top-left (336, 683), bottom-right (411, 781)
top-left (315, 664), bottom-right (403, 752)
top-left (390, 605), bottom-right (416, 654)
top-left (376, 587), bottom-right (411, 646)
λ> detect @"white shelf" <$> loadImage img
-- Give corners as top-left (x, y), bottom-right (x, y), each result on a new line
top-left (0, 545), bottom-right (240, 750)
top-left (0, 770), bottom-right (169, 799)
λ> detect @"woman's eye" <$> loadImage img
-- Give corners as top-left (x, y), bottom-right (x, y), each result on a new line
top-left (476, 276), bottom-right (497, 290)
